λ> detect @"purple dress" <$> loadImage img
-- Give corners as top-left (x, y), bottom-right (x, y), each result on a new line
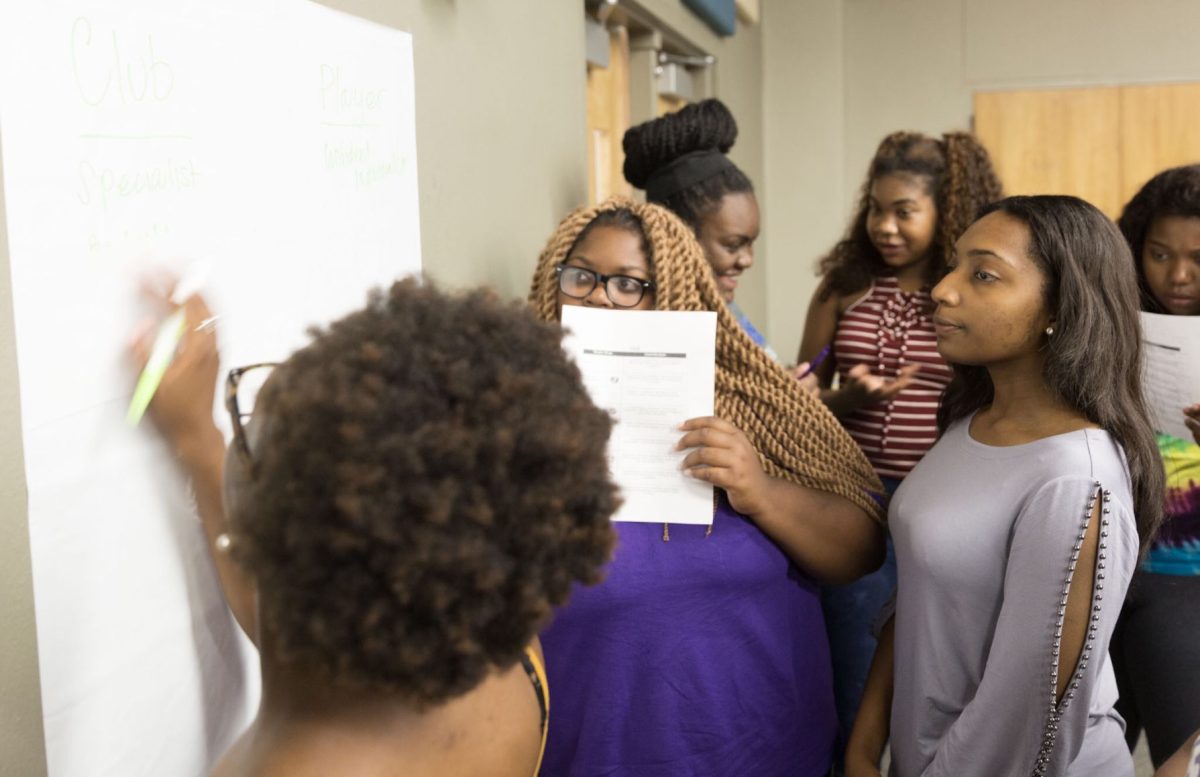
top-left (539, 494), bottom-right (836, 777)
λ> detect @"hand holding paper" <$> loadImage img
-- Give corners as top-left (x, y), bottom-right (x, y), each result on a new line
top-left (1184, 403), bottom-right (1200, 445)
top-left (677, 415), bottom-right (772, 517)
top-left (561, 306), bottom-right (716, 525)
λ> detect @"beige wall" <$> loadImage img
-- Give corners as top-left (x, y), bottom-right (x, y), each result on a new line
top-left (327, 0), bottom-right (770, 314)
top-left (320, 0), bottom-right (768, 321)
top-left (317, 0), bottom-right (590, 297)
top-left (632, 0), bottom-right (768, 327)
top-left (0, 137), bottom-right (45, 777)
top-left (761, 0), bottom-right (845, 363)
top-left (760, 0), bottom-right (1200, 361)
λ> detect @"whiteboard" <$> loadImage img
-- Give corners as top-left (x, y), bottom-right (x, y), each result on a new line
top-left (0, 2), bottom-right (421, 774)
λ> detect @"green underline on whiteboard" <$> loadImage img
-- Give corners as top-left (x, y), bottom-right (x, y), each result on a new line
top-left (79, 133), bottom-right (194, 141)
top-left (320, 122), bottom-right (380, 128)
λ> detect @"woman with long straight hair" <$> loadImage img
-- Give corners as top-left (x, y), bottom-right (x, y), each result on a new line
top-left (846, 196), bottom-right (1163, 777)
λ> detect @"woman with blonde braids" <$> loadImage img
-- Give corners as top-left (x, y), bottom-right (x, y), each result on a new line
top-left (796, 130), bottom-right (1002, 768)
top-left (532, 197), bottom-right (885, 777)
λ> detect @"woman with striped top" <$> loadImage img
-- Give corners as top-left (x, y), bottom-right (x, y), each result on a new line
top-left (796, 130), bottom-right (1003, 770)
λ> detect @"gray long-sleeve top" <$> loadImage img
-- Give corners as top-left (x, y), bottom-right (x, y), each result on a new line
top-left (888, 417), bottom-right (1137, 777)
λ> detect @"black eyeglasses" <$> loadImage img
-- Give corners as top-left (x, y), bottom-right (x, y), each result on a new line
top-left (556, 264), bottom-right (655, 308)
top-left (225, 363), bottom-right (277, 464)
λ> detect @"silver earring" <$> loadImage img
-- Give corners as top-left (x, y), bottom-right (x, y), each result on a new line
top-left (1045, 326), bottom-right (1054, 336)
top-left (215, 533), bottom-right (233, 553)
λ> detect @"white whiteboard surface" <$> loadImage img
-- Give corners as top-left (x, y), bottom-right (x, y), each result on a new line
top-left (0, 2), bottom-right (421, 774)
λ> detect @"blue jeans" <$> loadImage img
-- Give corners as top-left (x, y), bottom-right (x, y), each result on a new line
top-left (822, 476), bottom-right (900, 776)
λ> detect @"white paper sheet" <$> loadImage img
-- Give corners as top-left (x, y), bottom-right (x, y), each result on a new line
top-left (0, 3), bottom-right (420, 775)
top-left (561, 307), bottom-right (716, 525)
top-left (1141, 312), bottom-right (1200, 441)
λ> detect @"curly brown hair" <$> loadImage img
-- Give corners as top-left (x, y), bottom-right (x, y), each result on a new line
top-left (230, 279), bottom-right (618, 705)
top-left (1117, 164), bottom-right (1200, 312)
top-left (819, 131), bottom-right (1003, 297)
top-left (530, 198), bottom-right (884, 521)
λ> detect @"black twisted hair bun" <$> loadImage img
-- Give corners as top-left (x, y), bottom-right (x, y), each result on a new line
top-left (622, 98), bottom-right (753, 229)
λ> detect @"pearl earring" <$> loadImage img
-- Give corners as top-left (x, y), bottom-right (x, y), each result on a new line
top-left (1045, 326), bottom-right (1054, 336)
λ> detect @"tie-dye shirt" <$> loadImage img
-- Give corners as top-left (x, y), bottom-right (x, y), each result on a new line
top-left (1143, 433), bottom-right (1200, 576)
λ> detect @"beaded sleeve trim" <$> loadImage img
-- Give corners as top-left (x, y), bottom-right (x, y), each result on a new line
top-left (1031, 482), bottom-right (1109, 776)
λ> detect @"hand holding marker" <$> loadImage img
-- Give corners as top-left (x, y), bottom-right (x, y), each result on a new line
top-left (796, 345), bottom-right (831, 380)
top-left (785, 345), bottom-right (830, 398)
top-left (127, 265), bottom-right (217, 425)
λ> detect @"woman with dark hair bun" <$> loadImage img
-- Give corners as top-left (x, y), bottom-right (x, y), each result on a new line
top-left (623, 98), bottom-right (772, 355)
top-left (846, 196), bottom-right (1163, 777)
top-left (1111, 164), bottom-right (1200, 769)
top-left (133, 280), bottom-right (619, 777)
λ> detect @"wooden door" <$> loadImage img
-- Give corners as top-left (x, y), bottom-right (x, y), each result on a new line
top-left (974, 87), bottom-right (1122, 216)
top-left (1119, 83), bottom-right (1200, 205)
top-left (586, 25), bottom-right (632, 205)
top-left (974, 82), bottom-right (1200, 219)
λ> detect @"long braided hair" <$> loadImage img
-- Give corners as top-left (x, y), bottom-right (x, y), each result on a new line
top-left (530, 198), bottom-right (884, 521)
top-left (820, 131), bottom-right (1003, 297)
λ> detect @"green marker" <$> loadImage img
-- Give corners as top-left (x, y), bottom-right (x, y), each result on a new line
top-left (126, 261), bottom-right (212, 426)
top-left (126, 309), bottom-right (187, 426)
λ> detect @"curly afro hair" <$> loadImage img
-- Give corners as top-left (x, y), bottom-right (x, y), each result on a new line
top-left (231, 279), bottom-right (618, 706)
top-left (1117, 164), bottom-right (1200, 312)
top-left (819, 131), bottom-right (1002, 296)
top-left (622, 98), bottom-right (754, 230)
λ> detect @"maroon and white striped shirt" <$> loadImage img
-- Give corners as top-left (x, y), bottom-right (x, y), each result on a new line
top-left (833, 275), bottom-right (953, 479)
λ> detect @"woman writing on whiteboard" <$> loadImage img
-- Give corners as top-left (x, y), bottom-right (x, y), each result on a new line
top-left (527, 198), bottom-right (886, 776)
top-left (1109, 164), bottom-right (1200, 769)
top-left (134, 280), bottom-right (618, 776)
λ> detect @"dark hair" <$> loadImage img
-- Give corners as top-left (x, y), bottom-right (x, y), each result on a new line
top-left (1117, 164), bottom-right (1200, 312)
top-left (234, 279), bottom-right (618, 705)
top-left (567, 207), bottom-right (653, 264)
top-left (819, 131), bottom-right (1002, 297)
top-left (938, 196), bottom-right (1164, 553)
top-left (622, 98), bottom-right (754, 230)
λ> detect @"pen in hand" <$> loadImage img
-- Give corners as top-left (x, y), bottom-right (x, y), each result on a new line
top-left (797, 345), bottom-right (832, 380)
top-left (126, 264), bottom-right (212, 425)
